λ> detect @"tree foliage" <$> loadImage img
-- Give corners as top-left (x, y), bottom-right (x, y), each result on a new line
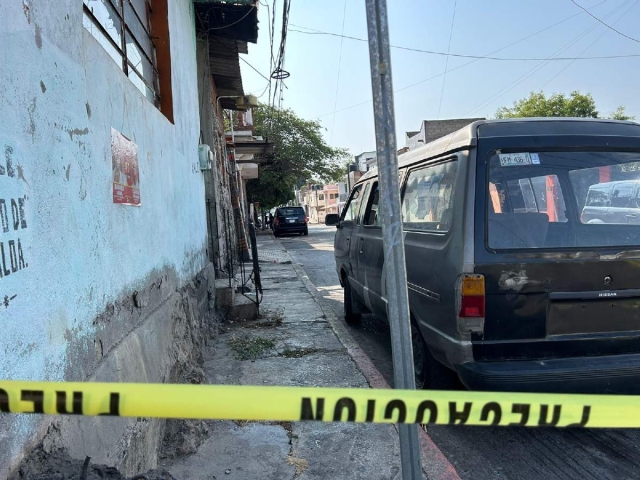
top-left (495, 91), bottom-right (634, 121)
top-left (246, 105), bottom-right (348, 210)
top-left (496, 91), bottom-right (599, 118)
top-left (609, 106), bottom-right (635, 121)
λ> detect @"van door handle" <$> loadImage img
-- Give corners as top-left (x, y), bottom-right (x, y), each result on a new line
top-left (359, 238), bottom-right (364, 254)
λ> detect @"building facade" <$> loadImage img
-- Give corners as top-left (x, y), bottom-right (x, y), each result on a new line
top-left (0, 0), bottom-right (261, 476)
top-left (405, 118), bottom-right (485, 150)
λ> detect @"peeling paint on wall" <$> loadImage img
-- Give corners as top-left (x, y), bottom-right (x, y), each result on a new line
top-left (0, 0), bottom-right (208, 473)
top-left (34, 24), bottom-right (42, 49)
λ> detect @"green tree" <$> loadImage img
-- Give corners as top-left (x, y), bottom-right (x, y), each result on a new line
top-left (609, 106), bottom-right (635, 121)
top-left (495, 91), bottom-right (599, 118)
top-left (246, 105), bottom-right (348, 209)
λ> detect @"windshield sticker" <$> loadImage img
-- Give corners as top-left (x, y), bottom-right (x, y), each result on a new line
top-left (530, 153), bottom-right (541, 164)
top-left (498, 152), bottom-right (535, 167)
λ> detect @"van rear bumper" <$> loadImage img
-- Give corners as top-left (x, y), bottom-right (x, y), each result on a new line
top-left (456, 353), bottom-right (640, 394)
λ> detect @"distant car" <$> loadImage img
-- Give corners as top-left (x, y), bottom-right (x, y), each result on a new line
top-left (581, 180), bottom-right (640, 224)
top-left (274, 206), bottom-right (308, 237)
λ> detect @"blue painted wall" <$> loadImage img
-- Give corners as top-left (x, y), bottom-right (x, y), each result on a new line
top-left (0, 0), bottom-right (208, 471)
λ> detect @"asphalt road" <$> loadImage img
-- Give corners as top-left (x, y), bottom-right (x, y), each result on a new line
top-left (279, 223), bottom-right (640, 480)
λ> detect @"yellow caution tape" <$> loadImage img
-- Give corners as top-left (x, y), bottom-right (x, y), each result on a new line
top-left (1, 380), bottom-right (639, 428)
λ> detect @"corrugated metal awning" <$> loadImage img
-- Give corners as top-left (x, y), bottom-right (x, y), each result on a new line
top-left (208, 36), bottom-right (244, 107)
top-left (194, 1), bottom-right (259, 109)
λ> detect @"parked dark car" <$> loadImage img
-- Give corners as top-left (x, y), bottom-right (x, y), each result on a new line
top-left (328, 118), bottom-right (640, 393)
top-left (274, 206), bottom-right (308, 237)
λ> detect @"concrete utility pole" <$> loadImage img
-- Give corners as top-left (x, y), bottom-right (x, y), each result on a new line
top-left (364, 0), bottom-right (423, 479)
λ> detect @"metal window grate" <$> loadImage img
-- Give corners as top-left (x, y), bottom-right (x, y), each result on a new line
top-left (83, 0), bottom-right (161, 107)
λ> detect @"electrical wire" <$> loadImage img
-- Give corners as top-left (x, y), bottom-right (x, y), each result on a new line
top-left (313, 0), bottom-right (608, 119)
top-left (541, 0), bottom-right (639, 90)
top-left (250, 80), bottom-right (272, 99)
top-left (267, 0), bottom-right (277, 109)
top-left (437, 0), bottom-right (457, 119)
top-left (239, 55), bottom-right (272, 83)
top-left (464, 0), bottom-right (631, 117)
top-left (330, 0), bottom-right (349, 142)
top-left (271, 0), bottom-right (291, 111)
top-left (204, 5), bottom-right (255, 32)
top-left (288, 25), bottom-right (640, 60)
top-left (571, 0), bottom-right (640, 42)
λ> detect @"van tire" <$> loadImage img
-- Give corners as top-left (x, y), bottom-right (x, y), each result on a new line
top-left (411, 322), bottom-right (456, 390)
top-left (343, 280), bottom-right (362, 325)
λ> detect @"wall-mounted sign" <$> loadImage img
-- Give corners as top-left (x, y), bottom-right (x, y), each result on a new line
top-left (111, 128), bottom-right (140, 206)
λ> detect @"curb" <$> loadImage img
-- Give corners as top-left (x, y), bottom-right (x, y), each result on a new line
top-left (276, 238), bottom-right (461, 480)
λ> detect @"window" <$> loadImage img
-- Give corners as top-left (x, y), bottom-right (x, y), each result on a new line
top-left (341, 185), bottom-right (363, 222)
top-left (358, 183), bottom-right (371, 224)
top-left (363, 183), bottom-right (381, 226)
top-left (502, 175), bottom-right (567, 222)
top-left (83, 0), bottom-right (171, 117)
top-left (402, 161), bottom-right (457, 232)
top-left (586, 188), bottom-right (609, 207)
top-left (278, 207), bottom-right (304, 216)
top-left (610, 184), bottom-right (635, 208)
top-left (487, 151), bottom-right (640, 250)
top-left (318, 194), bottom-right (325, 201)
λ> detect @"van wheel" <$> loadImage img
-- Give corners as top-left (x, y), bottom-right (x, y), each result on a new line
top-left (343, 280), bottom-right (362, 324)
top-left (411, 323), bottom-right (455, 390)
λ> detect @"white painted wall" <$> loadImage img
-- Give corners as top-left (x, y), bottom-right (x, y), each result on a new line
top-left (0, 0), bottom-right (207, 471)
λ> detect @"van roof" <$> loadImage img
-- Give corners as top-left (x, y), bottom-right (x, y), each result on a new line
top-left (358, 118), bottom-right (640, 184)
top-left (588, 179), bottom-right (640, 190)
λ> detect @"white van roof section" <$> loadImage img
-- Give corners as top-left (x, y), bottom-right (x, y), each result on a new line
top-left (359, 118), bottom-right (640, 183)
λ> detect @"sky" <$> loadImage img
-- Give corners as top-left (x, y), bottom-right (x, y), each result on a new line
top-left (239, 0), bottom-right (640, 157)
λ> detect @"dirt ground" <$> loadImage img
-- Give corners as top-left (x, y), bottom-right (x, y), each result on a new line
top-left (8, 448), bottom-right (176, 480)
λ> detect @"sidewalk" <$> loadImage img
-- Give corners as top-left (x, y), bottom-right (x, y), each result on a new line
top-left (163, 233), bottom-right (457, 480)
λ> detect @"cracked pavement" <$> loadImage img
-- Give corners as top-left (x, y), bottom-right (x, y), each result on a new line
top-left (162, 232), bottom-right (408, 480)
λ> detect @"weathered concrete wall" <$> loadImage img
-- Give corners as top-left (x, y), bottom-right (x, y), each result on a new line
top-left (0, 0), bottom-right (209, 476)
top-left (196, 37), bottom-right (237, 277)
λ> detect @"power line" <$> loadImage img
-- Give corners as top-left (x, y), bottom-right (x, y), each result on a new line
top-left (313, 0), bottom-right (609, 119)
top-left (541, 0), bottom-right (639, 89)
top-left (271, 0), bottom-right (292, 109)
top-left (465, 0), bottom-right (631, 117)
top-left (204, 6), bottom-right (255, 32)
top-left (288, 26), bottom-right (640, 61)
top-left (238, 55), bottom-right (271, 83)
top-left (571, 0), bottom-right (640, 42)
top-left (260, 0), bottom-right (275, 107)
top-left (269, 0), bottom-right (277, 109)
top-left (437, 0), bottom-right (457, 119)
top-left (330, 0), bottom-right (349, 142)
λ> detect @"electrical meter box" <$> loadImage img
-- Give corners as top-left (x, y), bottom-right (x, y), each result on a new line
top-left (198, 144), bottom-right (214, 170)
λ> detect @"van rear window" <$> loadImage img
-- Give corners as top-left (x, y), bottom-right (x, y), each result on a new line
top-left (279, 208), bottom-right (304, 216)
top-left (486, 151), bottom-right (640, 250)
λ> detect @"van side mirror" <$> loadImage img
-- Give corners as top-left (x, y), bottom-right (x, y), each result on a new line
top-left (325, 213), bottom-right (340, 226)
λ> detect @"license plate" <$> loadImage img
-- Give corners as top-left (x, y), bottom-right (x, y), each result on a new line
top-left (498, 152), bottom-right (539, 167)
top-left (287, 219), bottom-right (295, 223)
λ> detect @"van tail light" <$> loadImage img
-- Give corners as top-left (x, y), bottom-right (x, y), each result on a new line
top-left (305, 216), bottom-right (309, 224)
top-left (274, 217), bottom-right (280, 226)
top-left (456, 274), bottom-right (485, 334)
